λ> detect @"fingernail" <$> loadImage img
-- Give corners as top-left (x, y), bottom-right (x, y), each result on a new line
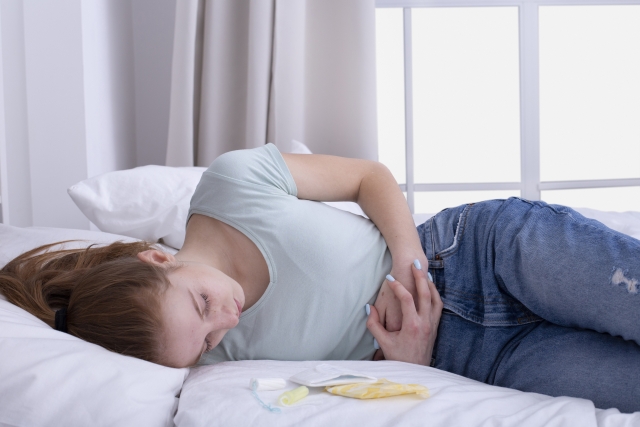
top-left (413, 259), bottom-right (422, 270)
top-left (428, 272), bottom-right (433, 281)
top-left (373, 338), bottom-right (380, 350)
top-left (365, 304), bottom-right (370, 316)
top-left (386, 274), bottom-right (395, 282)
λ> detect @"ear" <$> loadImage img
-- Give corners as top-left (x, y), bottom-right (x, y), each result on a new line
top-left (136, 249), bottom-right (176, 266)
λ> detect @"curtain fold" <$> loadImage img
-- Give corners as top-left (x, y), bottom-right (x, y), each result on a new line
top-left (166, 0), bottom-right (205, 167)
top-left (166, 0), bottom-right (378, 167)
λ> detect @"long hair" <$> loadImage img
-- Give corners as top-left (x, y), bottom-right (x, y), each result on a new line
top-left (0, 241), bottom-right (172, 363)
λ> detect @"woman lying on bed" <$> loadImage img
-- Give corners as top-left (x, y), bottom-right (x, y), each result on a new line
top-left (1, 144), bottom-right (639, 413)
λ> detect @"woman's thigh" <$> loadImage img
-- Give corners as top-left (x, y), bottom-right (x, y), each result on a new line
top-left (491, 198), bottom-right (640, 346)
top-left (419, 198), bottom-right (640, 343)
top-left (431, 311), bottom-right (539, 384)
top-left (494, 321), bottom-right (640, 413)
top-left (432, 312), bottom-right (640, 413)
top-left (420, 198), bottom-right (640, 412)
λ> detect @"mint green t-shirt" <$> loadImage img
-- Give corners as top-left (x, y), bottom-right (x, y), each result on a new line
top-left (189, 144), bottom-right (392, 364)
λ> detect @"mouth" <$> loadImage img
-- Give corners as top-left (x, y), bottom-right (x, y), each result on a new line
top-left (234, 299), bottom-right (242, 317)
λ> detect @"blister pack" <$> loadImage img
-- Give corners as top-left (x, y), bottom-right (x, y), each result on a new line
top-left (289, 364), bottom-right (377, 387)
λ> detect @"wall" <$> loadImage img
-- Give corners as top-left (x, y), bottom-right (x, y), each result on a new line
top-left (0, 0), bottom-right (32, 227)
top-left (0, 0), bottom-right (176, 229)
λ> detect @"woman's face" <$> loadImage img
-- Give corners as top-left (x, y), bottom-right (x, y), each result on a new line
top-left (158, 261), bottom-right (245, 368)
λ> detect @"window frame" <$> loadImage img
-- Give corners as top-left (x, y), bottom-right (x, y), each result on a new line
top-left (376, 0), bottom-right (640, 213)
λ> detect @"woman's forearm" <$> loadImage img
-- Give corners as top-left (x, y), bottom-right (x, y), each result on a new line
top-left (357, 163), bottom-right (430, 332)
top-left (356, 163), bottom-right (425, 266)
top-left (282, 152), bottom-right (426, 269)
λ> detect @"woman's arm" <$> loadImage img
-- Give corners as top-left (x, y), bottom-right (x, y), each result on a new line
top-left (282, 153), bottom-right (430, 331)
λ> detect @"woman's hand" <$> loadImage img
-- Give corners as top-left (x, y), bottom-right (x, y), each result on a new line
top-left (374, 255), bottom-right (429, 332)
top-left (366, 262), bottom-right (443, 366)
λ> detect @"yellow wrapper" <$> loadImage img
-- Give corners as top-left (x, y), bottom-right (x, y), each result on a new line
top-left (325, 379), bottom-right (429, 399)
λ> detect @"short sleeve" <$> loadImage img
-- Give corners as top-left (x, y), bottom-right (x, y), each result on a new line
top-left (205, 144), bottom-right (297, 197)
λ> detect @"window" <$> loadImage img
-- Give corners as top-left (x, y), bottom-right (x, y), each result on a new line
top-left (376, 1), bottom-right (640, 213)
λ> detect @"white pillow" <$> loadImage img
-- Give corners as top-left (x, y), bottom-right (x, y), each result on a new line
top-left (68, 165), bottom-right (206, 250)
top-left (0, 298), bottom-right (188, 427)
top-left (68, 141), bottom-right (315, 250)
top-left (67, 141), bottom-right (342, 250)
top-left (0, 225), bottom-right (187, 427)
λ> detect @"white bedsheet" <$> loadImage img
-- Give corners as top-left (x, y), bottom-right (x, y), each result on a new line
top-left (2, 206), bottom-right (640, 426)
top-left (175, 360), bottom-right (640, 427)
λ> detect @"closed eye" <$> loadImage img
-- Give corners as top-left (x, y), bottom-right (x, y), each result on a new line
top-left (201, 293), bottom-right (210, 316)
top-left (201, 293), bottom-right (213, 354)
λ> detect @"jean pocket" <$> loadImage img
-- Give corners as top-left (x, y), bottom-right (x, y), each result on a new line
top-left (432, 203), bottom-right (474, 261)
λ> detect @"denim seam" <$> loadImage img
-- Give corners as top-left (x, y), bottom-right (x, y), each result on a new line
top-left (444, 288), bottom-right (534, 304)
top-left (430, 216), bottom-right (436, 262)
top-left (571, 214), bottom-right (640, 247)
top-left (529, 201), bottom-right (630, 241)
top-left (532, 201), bottom-right (640, 256)
top-left (435, 204), bottom-right (473, 260)
top-left (444, 293), bottom-right (540, 318)
top-left (443, 302), bottom-right (542, 326)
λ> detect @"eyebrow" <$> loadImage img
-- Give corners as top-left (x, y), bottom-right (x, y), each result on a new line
top-left (189, 290), bottom-right (204, 321)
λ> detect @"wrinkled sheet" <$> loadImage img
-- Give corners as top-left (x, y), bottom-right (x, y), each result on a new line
top-left (175, 360), bottom-right (640, 427)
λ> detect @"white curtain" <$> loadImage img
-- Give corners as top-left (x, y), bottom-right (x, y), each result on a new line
top-left (165, 0), bottom-right (378, 167)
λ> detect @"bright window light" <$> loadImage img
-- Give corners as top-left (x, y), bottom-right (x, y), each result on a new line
top-left (412, 7), bottom-right (520, 184)
top-left (540, 5), bottom-right (640, 182)
top-left (375, 3), bottom-right (640, 213)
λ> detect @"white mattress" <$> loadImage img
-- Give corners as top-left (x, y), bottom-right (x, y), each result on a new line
top-left (175, 360), bottom-right (640, 427)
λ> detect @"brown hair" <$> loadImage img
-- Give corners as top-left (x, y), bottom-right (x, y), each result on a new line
top-left (0, 241), bottom-right (172, 363)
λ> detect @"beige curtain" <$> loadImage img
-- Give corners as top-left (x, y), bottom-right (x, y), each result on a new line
top-left (165, 0), bottom-right (378, 167)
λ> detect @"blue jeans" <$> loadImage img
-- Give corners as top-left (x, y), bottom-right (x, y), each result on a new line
top-left (417, 198), bottom-right (640, 413)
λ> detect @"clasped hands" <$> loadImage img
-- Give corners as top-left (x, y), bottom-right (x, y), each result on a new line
top-left (367, 258), bottom-right (443, 366)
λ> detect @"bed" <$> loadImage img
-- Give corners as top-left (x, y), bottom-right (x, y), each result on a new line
top-left (1, 164), bottom-right (639, 427)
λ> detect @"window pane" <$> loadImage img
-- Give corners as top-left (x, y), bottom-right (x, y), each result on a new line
top-left (412, 7), bottom-right (520, 184)
top-left (540, 6), bottom-right (640, 181)
top-left (542, 187), bottom-right (640, 212)
top-left (376, 8), bottom-right (406, 185)
top-left (414, 190), bottom-right (519, 214)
